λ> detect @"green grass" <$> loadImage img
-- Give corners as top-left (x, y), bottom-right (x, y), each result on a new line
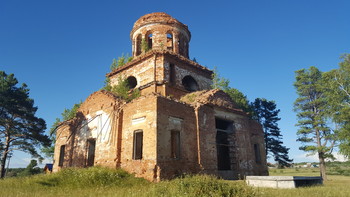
top-left (258, 168), bottom-right (350, 197)
top-left (0, 167), bottom-right (254, 197)
top-left (1, 167), bottom-right (350, 197)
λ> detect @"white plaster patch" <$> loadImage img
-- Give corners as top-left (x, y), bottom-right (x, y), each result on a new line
top-left (132, 116), bottom-right (146, 125)
top-left (83, 111), bottom-right (112, 143)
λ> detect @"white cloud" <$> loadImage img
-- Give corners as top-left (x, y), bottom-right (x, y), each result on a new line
top-left (326, 152), bottom-right (348, 162)
top-left (292, 152), bottom-right (348, 163)
top-left (293, 153), bottom-right (319, 163)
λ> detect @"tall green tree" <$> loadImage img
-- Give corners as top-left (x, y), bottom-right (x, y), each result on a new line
top-left (294, 66), bottom-right (336, 179)
top-left (211, 67), bottom-right (251, 113)
top-left (42, 102), bottom-right (81, 159)
top-left (0, 71), bottom-right (51, 178)
top-left (252, 98), bottom-right (292, 167)
top-left (323, 54), bottom-right (350, 157)
top-left (19, 159), bottom-right (41, 176)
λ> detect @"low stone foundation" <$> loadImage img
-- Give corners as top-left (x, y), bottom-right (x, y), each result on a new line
top-left (246, 176), bottom-right (323, 188)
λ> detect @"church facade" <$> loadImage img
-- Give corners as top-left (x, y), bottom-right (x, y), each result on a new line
top-left (53, 12), bottom-right (268, 181)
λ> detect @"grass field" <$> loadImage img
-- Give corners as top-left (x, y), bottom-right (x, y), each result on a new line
top-left (258, 168), bottom-right (350, 197)
top-left (1, 167), bottom-right (350, 197)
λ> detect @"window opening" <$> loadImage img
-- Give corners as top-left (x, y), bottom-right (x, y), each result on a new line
top-left (136, 34), bottom-right (142, 56)
top-left (169, 64), bottom-right (175, 85)
top-left (171, 130), bottom-right (180, 159)
top-left (126, 76), bottom-right (137, 89)
top-left (87, 139), bottom-right (96, 167)
top-left (58, 145), bottom-right (65, 167)
top-left (178, 35), bottom-right (184, 55)
top-left (133, 130), bottom-right (143, 160)
top-left (254, 144), bottom-right (261, 164)
top-left (182, 75), bottom-right (199, 92)
top-left (147, 33), bottom-right (153, 49)
top-left (215, 118), bottom-right (234, 170)
top-left (166, 33), bottom-right (173, 51)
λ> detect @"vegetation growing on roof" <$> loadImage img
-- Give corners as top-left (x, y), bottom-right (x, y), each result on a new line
top-left (109, 77), bottom-right (140, 102)
top-left (141, 38), bottom-right (150, 53)
top-left (109, 54), bottom-right (133, 71)
top-left (42, 102), bottom-right (82, 159)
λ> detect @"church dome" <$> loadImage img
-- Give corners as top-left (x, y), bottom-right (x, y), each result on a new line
top-left (130, 12), bottom-right (191, 58)
top-left (131, 12), bottom-right (189, 32)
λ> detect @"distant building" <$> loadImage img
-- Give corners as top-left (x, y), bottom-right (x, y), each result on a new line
top-left (43, 164), bottom-right (53, 174)
top-left (53, 12), bottom-right (268, 181)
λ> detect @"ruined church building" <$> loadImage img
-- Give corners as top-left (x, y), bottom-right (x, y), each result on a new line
top-left (53, 12), bottom-right (268, 181)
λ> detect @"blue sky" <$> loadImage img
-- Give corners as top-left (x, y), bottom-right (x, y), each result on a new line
top-left (1, 0), bottom-right (350, 167)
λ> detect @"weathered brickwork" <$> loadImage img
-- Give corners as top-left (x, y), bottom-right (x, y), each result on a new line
top-left (53, 12), bottom-right (268, 181)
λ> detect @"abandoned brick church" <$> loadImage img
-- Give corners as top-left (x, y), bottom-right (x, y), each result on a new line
top-left (53, 12), bottom-right (268, 181)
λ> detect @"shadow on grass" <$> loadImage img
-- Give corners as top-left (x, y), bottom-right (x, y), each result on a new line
top-left (36, 177), bottom-right (60, 187)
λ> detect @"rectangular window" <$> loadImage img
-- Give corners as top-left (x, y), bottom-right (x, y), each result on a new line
top-left (171, 130), bottom-right (180, 159)
top-left (169, 63), bottom-right (175, 85)
top-left (133, 130), bottom-right (143, 160)
top-left (254, 144), bottom-right (261, 164)
top-left (87, 139), bottom-right (96, 167)
top-left (58, 145), bottom-right (65, 167)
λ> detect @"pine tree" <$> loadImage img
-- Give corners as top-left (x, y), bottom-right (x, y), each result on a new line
top-left (0, 71), bottom-right (51, 178)
top-left (294, 66), bottom-right (336, 180)
top-left (323, 54), bottom-right (350, 157)
top-left (252, 98), bottom-right (292, 167)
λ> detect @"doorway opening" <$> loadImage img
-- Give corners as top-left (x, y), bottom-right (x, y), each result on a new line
top-left (87, 139), bottom-right (96, 167)
top-left (215, 118), bottom-right (234, 170)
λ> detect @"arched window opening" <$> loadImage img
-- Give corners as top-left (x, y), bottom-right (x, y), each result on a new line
top-left (126, 76), bottom-right (137, 89)
top-left (136, 34), bottom-right (142, 56)
top-left (182, 75), bottom-right (199, 92)
top-left (166, 33), bottom-right (173, 51)
top-left (147, 33), bottom-right (153, 49)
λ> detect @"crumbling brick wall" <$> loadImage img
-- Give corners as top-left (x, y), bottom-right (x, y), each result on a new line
top-left (119, 94), bottom-right (158, 181)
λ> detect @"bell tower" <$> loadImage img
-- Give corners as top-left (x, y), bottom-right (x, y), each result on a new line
top-left (130, 12), bottom-right (191, 58)
top-left (107, 12), bottom-right (213, 99)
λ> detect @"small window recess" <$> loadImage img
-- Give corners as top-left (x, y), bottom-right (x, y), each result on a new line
top-left (171, 130), bottom-right (180, 159)
top-left (133, 130), bottom-right (143, 160)
top-left (58, 145), bottom-right (65, 167)
top-left (166, 33), bottom-right (173, 51)
top-left (147, 33), bottom-right (153, 49)
top-left (182, 75), bottom-right (199, 92)
top-left (169, 63), bottom-right (176, 85)
top-left (254, 144), bottom-right (261, 164)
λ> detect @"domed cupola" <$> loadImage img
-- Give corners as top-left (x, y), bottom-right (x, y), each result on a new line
top-left (130, 12), bottom-right (191, 58)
